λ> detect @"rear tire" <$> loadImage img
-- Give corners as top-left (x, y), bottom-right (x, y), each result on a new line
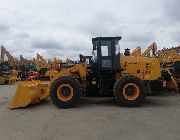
top-left (50, 76), bottom-right (82, 108)
top-left (114, 75), bottom-right (146, 107)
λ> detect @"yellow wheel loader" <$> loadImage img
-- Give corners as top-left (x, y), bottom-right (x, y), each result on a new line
top-left (10, 37), bottom-right (161, 109)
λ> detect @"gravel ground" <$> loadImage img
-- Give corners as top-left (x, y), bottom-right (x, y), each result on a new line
top-left (0, 85), bottom-right (180, 140)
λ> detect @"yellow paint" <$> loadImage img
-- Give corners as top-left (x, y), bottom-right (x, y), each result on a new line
top-left (57, 84), bottom-right (73, 101)
top-left (10, 55), bottom-right (162, 108)
top-left (45, 70), bottom-right (58, 80)
top-left (9, 81), bottom-right (49, 109)
top-left (51, 63), bottom-right (87, 85)
top-left (123, 83), bottom-right (140, 101)
top-left (119, 56), bottom-right (161, 81)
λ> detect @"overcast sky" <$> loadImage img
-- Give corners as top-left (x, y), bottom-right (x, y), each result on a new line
top-left (0, 0), bottom-right (179, 60)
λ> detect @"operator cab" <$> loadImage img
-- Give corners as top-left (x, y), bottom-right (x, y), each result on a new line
top-left (92, 36), bottom-right (121, 71)
top-left (91, 37), bottom-right (122, 95)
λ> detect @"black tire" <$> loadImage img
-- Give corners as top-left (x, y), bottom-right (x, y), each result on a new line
top-left (113, 75), bottom-right (146, 107)
top-left (50, 76), bottom-right (82, 109)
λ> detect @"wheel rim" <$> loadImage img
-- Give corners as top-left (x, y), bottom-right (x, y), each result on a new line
top-left (123, 83), bottom-right (140, 101)
top-left (57, 84), bottom-right (73, 101)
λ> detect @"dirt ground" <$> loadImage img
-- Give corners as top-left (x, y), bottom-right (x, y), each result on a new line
top-left (0, 85), bottom-right (180, 140)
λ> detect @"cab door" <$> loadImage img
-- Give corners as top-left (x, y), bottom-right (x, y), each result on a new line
top-left (97, 39), bottom-right (115, 94)
top-left (97, 39), bottom-right (115, 70)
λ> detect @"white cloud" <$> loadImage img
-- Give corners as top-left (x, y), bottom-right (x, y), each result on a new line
top-left (0, 0), bottom-right (179, 60)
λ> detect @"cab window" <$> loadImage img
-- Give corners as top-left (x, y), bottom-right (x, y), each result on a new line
top-left (101, 41), bottom-right (111, 56)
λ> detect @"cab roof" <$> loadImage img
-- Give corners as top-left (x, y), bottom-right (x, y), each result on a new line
top-left (92, 36), bottom-right (122, 43)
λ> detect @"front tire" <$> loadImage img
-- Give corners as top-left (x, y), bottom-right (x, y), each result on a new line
top-left (50, 76), bottom-right (82, 108)
top-left (114, 75), bottom-right (146, 107)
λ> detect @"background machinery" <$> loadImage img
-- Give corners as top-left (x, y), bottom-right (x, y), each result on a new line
top-left (0, 61), bottom-right (11, 84)
top-left (130, 47), bottom-right (141, 57)
top-left (141, 42), bottom-right (157, 58)
top-left (66, 58), bottom-right (75, 65)
top-left (129, 42), bottom-right (157, 58)
top-left (51, 57), bottom-right (62, 71)
top-left (19, 55), bottom-right (31, 80)
top-left (129, 43), bottom-right (180, 93)
top-left (0, 46), bottom-right (20, 84)
top-left (10, 36), bottom-right (161, 109)
top-left (1, 46), bottom-right (18, 70)
top-left (36, 53), bottom-right (50, 75)
top-left (158, 46), bottom-right (180, 92)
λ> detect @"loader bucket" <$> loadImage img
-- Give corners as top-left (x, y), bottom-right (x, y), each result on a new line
top-left (9, 81), bottom-right (49, 109)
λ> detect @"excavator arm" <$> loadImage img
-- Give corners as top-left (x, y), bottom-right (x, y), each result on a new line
top-left (36, 53), bottom-right (50, 71)
top-left (66, 58), bottom-right (75, 64)
top-left (142, 42), bottom-right (157, 57)
top-left (20, 55), bottom-right (28, 66)
top-left (130, 47), bottom-right (141, 57)
top-left (1, 46), bottom-right (19, 69)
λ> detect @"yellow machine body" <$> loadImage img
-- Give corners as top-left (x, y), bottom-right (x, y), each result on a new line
top-left (10, 56), bottom-right (161, 109)
top-left (51, 63), bottom-right (87, 91)
top-left (49, 56), bottom-right (161, 91)
top-left (9, 37), bottom-right (162, 109)
top-left (9, 64), bottom-right (88, 109)
top-left (119, 56), bottom-right (161, 81)
top-left (130, 47), bottom-right (141, 57)
top-left (10, 81), bottom-right (49, 109)
top-left (45, 70), bottom-right (58, 80)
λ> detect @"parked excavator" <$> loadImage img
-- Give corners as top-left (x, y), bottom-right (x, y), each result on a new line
top-left (1, 46), bottom-right (20, 84)
top-left (141, 42), bottom-right (157, 58)
top-left (19, 54), bottom-right (52, 81)
top-left (10, 36), bottom-right (161, 109)
top-left (36, 53), bottom-right (50, 75)
top-left (130, 47), bottom-right (141, 57)
top-left (36, 54), bottom-right (60, 80)
top-left (0, 61), bottom-right (11, 84)
top-left (129, 43), bottom-right (157, 58)
top-left (48, 57), bottom-right (62, 71)
top-left (19, 55), bottom-right (29, 80)
top-left (66, 58), bottom-right (75, 65)
top-left (1, 46), bottom-right (18, 69)
top-left (158, 46), bottom-right (180, 93)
